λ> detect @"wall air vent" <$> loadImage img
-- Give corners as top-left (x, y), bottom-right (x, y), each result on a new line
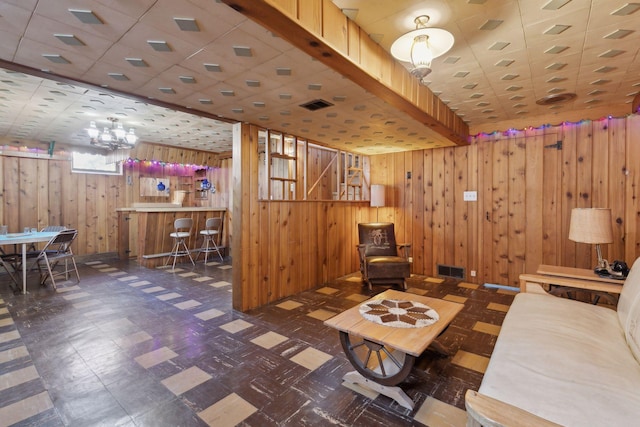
top-left (437, 264), bottom-right (465, 279)
top-left (300, 99), bottom-right (334, 111)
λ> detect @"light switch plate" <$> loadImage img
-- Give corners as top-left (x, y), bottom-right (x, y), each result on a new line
top-left (463, 191), bottom-right (477, 201)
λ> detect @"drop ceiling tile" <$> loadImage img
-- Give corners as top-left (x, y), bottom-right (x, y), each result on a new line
top-left (527, 51), bottom-right (582, 76)
top-left (13, 39), bottom-right (95, 78)
top-left (203, 27), bottom-right (286, 72)
top-left (33, 0), bottom-right (141, 42)
top-left (522, 10), bottom-right (590, 43)
top-left (80, 61), bottom-right (154, 92)
top-left (138, 0), bottom-right (236, 45)
top-left (583, 20), bottom-right (640, 48)
top-left (98, 43), bottom-right (179, 78)
top-left (0, 1), bottom-right (34, 37)
top-left (518, 0), bottom-right (581, 22)
top-left (223, 70), bottom-right (284, 93)
top-left (24, 15), bottom-right (115, 60)
top-left (177, 47), bottom-right (238, 83)
top-left (115, 22), bottom-right (204, 63)
top-left (237, 18), bottom-right (296, 54)
top-left (0, 30), bottom-right (23, 61)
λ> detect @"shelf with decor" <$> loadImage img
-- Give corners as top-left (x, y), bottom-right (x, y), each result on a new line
top-left (194, 169), bottom-right (210, 200)
top-left (339, 152), bottom-right (363, 200)
top-left (267, 132), bottom-right (297, 200)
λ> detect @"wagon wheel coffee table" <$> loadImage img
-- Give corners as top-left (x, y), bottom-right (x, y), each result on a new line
top-left (324, 289), bottom-right (464, 409)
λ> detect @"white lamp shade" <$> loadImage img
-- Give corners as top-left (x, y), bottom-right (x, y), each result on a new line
top-left (370, 184), bottom-right (385, 208)
top-left (569, 208), bottom-right (614, 244)
top-left (391, 28), bottom-right (454, 63)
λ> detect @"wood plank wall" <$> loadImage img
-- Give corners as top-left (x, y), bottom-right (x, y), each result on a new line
top-left (4, 116), bottom-right (639, 312)
top-left (233, 123), bottom-right (372, 310)
top-left (370, 115), bottom-right (640, 288)
top-left (0, 156), bottom-right (122, 254)
top-left (0, 142), bottom-right (232, 257)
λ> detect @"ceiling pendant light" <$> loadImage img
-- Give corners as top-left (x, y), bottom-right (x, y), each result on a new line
top-left (390, 15), bottom-right (454, 83)
top-left (87, 121), bottom-right (99, 139)
top-left (87, 117), bottom-right (137, 150)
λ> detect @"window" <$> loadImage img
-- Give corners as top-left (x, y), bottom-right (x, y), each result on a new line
top-left (71, 152), bottom-right (122, 175)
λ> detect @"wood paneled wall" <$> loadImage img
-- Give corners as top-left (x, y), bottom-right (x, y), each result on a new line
top-left (233, 123), bottom-right (370, 310)
top-left (370, 115), bottom-right (640, 287)
top-left (4, 117), bottom-right (639, 312)
top-left (0, 142), bottom-right (232, 258)
top-left (0, 155), bottom-right (122, 254)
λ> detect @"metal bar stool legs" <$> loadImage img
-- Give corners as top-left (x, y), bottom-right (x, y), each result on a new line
top-left (165, 218), bottom-right (195, 269)
top-left (196, 217), bottom-right (224, 263)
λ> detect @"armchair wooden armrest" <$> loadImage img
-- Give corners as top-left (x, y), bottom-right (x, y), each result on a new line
top-left (465, 390), bottom-right (561, 427)
top-left (356, 244), bottom-right (367, 257)
top-left (397, 243), bottom-right (411, 259)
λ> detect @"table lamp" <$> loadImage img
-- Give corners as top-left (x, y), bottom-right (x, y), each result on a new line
top-left (568, 208), bottom-right (614, 274)
top-left (370, 185), bottom-right (385, 222)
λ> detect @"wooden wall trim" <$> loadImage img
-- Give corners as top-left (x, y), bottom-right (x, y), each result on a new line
top-left (220, 0), bottom-right (469, 147)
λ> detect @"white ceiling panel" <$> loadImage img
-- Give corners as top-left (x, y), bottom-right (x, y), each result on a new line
top-left (0, 0), bottom-right (638, 155)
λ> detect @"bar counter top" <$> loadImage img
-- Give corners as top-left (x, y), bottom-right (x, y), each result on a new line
top-left (117, 205), bottom-right (226, 212)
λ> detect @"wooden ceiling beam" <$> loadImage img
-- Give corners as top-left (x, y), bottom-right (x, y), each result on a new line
top-left (221, 0), bottom-right (469, 146)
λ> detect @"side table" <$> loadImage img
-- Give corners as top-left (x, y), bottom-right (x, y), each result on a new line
top-left (519, 264), bottom-right (624, 305)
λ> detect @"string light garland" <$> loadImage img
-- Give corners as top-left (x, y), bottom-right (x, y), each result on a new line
top-left (470, 113), bottom-right (636, 139)
top-left (123, 157), bottom-right (215, 171)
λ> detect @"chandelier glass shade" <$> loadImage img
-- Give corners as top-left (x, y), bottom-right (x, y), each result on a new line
top-left (88, 117), bottom-right (137, 150)
top-left (390, 15), bottom-right (455, 82)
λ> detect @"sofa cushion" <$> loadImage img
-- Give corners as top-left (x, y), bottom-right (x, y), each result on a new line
top-left (617, 256), bottom-right (640, 332)
top-left (479, 292), bottom-right (640, 427)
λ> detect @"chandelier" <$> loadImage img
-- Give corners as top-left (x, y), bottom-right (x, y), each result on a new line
top-left (390, 15), bottom-right (455, 84)
top-left (87, 117), bottom-right (138, 150)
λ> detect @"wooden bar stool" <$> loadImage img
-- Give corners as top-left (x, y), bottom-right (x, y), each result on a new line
top-left (196, 217), bottom-right (224, 262)
top-left (165, 218), bottom-right (195, 269)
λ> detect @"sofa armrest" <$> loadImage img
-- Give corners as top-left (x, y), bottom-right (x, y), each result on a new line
top-left (465, 390), bottom-right (561, 427)
top-left (518, 274), bottom-right (552, 294)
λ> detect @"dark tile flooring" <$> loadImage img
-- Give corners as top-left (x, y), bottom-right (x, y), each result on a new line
top-left (0, 257), bottom-right (516, 426)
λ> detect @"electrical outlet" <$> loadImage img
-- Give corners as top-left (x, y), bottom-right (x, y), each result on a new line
top-left (470, 270), bottom-right (477, 277)
top-left (408, 257), bottom-right (413, 263)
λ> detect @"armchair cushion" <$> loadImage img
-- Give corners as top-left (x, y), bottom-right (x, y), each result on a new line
top-left (366, 256), bottom-right (411, 279)
top-left (358, 222), bottom-right (398, 257)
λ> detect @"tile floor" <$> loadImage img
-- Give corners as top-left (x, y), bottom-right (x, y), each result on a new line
top-left (0, 256), bottom-right (516, 426)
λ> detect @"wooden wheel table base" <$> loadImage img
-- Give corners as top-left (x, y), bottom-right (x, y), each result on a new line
top-left (324, 290), bottom-right (464, 410)
top-left (342, 370), bottom-right (416, 410)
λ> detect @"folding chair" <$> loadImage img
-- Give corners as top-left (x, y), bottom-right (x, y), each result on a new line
top-left (27, 226), bottom-right (67, 252)
top-left (0, 251), bottom-right (20, 292)
top-left (27, 229), bottom-right (80, 290)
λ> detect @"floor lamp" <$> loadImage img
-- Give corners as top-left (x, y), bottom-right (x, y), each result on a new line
top-left (568, 208), bottom-right (613, 274)
top-left (370, 184), bottom-right (385, 222)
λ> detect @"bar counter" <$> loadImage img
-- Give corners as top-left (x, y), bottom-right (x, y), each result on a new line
top-left (117, 206), bottom-right (226, 268)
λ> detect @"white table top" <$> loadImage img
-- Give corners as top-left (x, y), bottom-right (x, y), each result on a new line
top-left (0, 231), bottom-right (59, 245)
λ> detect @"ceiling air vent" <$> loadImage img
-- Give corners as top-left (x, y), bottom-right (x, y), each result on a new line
top-left (536, 92), bottom-right (576, 106)
top-left (300, 99), bottom-right (334, 111)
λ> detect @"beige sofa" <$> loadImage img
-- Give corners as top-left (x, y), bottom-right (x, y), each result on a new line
top-left (465, 257), bottom-right (640, 427)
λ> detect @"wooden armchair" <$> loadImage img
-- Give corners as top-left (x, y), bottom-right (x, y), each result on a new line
top-left (357, 223), bottom-right (411, 290)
